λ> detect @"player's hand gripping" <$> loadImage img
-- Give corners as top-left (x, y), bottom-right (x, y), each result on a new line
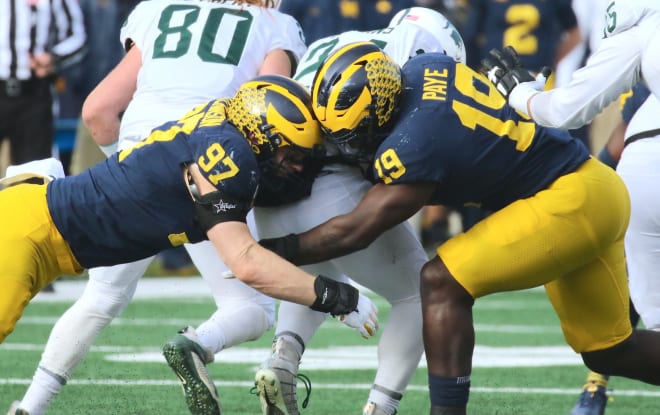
top-left (480, 46), bottom-right (539, 98)
top-left (480, 46), bottom-right (551, 116)
top-left (336, 293), bottom-right (379, 339)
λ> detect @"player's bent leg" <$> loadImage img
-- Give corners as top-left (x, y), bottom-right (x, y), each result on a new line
top-left (363, 299), bottom-right (423, 415)
top-left (580, 330), bottom-right (660, 385)
top-left (186, 239), bottom-right (276, 351)
top-left (0, 279), bottom-right (32, 344)
top-left (195, 296), bottom-right (275, 353)
top-left (255, 333), bottom-right (308, 415)
top-left (163, 327), bottom-right (220, 415)
top-left (328, 219), bottom-right (425, 414)
top-left (252, 301), bottom-right (326, 415)
top-left (421, 257), bottom-right (474, 415)
top-left (568, 371), bottom-right (609, 415)
top-left (18, 259), bottom-right (151, 415)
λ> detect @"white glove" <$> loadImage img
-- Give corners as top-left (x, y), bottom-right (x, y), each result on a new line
top-left (508, 71), bottom-right (548, 118)
top-left (337, 293), bottom-right (379, 339)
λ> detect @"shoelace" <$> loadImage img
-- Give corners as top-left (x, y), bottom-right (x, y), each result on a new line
top-left (249, 372), bottom-right (313, 410)
top-left (297, 373), bottom-right (312, 409)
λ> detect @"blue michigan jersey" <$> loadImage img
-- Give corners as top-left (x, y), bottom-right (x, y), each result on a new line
top-left (46, 99), bottom-right (260, 268)
top-left (464, 0), bottom-right (577, 72)
top-left (373, 53), bottom-right (590, 211)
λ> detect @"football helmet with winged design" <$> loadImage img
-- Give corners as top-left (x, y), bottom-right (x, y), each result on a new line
top-left (311, 41), bottom-right (402, 158)
top-left (227, 74), bottom-right (322, 161)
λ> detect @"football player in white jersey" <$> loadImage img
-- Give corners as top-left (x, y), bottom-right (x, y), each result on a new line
top-left (484, 0), bottom-right (660, 130)
top-left (251, 8), bottom-right (466, 415)
top-left (7, 2), bottom-right (319, 415)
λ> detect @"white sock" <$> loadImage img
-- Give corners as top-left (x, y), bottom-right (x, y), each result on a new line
top-left (367, 385), bottom-right (402, 415)
top-left (19, 367), bottom-right (66, 415)
top-left (196, 317), bottom-right (227, 354)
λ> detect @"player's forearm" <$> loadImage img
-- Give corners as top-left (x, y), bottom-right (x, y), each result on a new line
top-left (260, 216), bottom-right (372, 266)
top-left (229, 239), bottom-right (316, 305)
top-left (530, 32), bottom-right (641, 129)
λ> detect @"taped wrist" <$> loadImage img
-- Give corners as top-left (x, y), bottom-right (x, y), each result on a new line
top-left (193, 191), bottom-right (249, 233)
top-left (310, 275), bottom-right (359, 316)
top-left (259, 234), bottom-right (299, 262)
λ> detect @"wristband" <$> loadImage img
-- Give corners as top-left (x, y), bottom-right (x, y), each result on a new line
top-left (508, 81), bottom-right (541, 118)
top-left (259, 233), bottom-right (300, 262)
top-left (310, 275), bottom-right (359, 316)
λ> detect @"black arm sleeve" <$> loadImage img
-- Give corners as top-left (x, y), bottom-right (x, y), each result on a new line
top-left (193, 191), bottom-right (251, 233)
top-left (259, 234), bottom-right (300, 262)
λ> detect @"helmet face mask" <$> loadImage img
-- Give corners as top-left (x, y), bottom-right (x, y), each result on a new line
top-left (312, 41), bottom-right (402, 160)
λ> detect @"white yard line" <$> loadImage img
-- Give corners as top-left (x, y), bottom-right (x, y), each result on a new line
top-left (0, 378), bottom-right (658, 397)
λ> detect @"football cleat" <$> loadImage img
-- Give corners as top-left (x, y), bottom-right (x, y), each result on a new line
top-left (254, 336), bottom-right (311, 415)
top-left (5, 401), bottom-right (29, 415)
top-left (362, 401), bottom-right (396, 415)
top-left (569, 382), bottom-right (609, 415)
top-left (163, 327), bottom-right (220, 415)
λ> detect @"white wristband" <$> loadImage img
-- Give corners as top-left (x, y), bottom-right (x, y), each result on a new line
top-left (508, 81), bottom-right (543, 118)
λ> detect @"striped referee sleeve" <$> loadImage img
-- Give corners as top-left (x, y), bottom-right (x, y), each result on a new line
top-left (49, 0), bottom-right (86, 68)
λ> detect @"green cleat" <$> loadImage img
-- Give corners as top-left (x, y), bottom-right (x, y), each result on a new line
top-left (163, 327), bottom-right (220, 415)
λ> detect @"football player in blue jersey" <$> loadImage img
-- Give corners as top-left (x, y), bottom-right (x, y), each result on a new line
top-left (257, 42), bottom-right (660, 415)
top-left (0, 75), bottom-right (377, 351)
top-left (462, 0), bottom-right (580, 78)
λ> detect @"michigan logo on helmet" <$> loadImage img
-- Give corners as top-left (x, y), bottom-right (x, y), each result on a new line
top-left (227, 74), bottom-right (322, 160)
top-left (311, 41), bottom-right (402, 152)
top-left (389, 7), bottom-right (466, 64)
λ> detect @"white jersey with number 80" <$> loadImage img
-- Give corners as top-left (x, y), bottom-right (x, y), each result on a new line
top-left (119, 1), bottom-right (305, 145)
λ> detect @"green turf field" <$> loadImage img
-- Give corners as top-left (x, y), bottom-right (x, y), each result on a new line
top-left (1, 282), bottom-right (658, 414)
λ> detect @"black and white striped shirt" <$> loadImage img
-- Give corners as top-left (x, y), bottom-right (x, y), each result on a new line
top-left (0, 0), bottom-right (86, 80)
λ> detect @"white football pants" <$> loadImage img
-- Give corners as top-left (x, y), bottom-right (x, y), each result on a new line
top-left (617, 136), bottom-right (660, 330)
top-left (253, 165), bottom-right (428, 397)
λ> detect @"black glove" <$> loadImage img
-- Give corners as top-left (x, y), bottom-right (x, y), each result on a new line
top-left (310, 275), bottom-right (359, 316)
top-left (479, 46), bottom-right (536, 99)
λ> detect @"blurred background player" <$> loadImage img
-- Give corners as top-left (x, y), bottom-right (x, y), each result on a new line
top-left (56, 0), bottom-right (140, 178)
top-left (462, 0), bottom-right (580, 79)
top-left (279, 0), bottom-right (417, 44)
top-left (7, 2), bottom-right (308, 415)
top-left (0, 0), bottom-right (86, 174)
top-left (252, 7), bottom-right (466, 415)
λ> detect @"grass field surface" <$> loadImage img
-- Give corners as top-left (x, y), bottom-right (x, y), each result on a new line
top-left (1, 277), bottom-right (658, 414)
